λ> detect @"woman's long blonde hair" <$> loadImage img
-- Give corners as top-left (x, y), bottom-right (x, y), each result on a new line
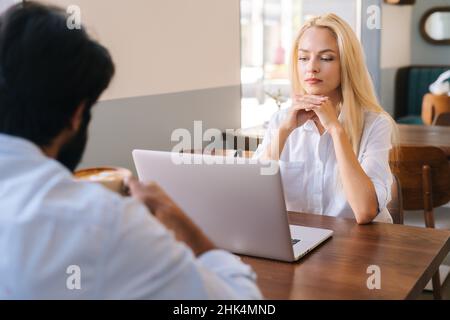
top-left (290, 13), bottom-right (397, 156)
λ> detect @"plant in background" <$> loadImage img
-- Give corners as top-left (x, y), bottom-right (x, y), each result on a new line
top-left (265, 89), bottom-right (287, 111)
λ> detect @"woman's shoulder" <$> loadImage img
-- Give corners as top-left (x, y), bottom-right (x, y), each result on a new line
top-left (363, 110), bottom-right (394, 131)
top-left (359, 110), bottom-right (394, 154)
top-left (359, 110), bottom-right (395, 150)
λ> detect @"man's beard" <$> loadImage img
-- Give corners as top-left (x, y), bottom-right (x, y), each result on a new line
top-left (57, 114), bottom-right (90, 172)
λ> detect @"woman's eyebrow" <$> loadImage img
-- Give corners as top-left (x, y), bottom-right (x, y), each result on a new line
top-left (298, 49), bottom-right (336, 54)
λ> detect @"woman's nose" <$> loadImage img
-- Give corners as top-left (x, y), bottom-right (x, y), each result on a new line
top-left (306, 57), bottom-right (320, 74)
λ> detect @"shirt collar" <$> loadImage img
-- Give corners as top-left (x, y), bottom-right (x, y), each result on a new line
top-left (302, 108), bottom-right (344, 134)
top-left (0, 133), bottom-right (47, 159)
top-left (303, 119), bottom-right (316, 132)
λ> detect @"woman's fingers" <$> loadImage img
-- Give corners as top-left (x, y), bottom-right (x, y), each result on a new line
top-left (292, 94), bottom-right (330, 112)
top-left (291, 103), bottom-right (319, 112)
top-left (293, 96), bottom-right (321, 105)
top-left (294, 94), bottom-right (328, 104)
top-left (293, 98), bottom-right (326, 111)
top-left (294, 93), bottom-right (328, 99)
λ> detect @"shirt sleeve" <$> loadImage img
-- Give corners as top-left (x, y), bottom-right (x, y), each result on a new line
top-left (359, 115), bottom-right (393, 215)
top-left (253, 110), bottom-right (284, 159)
top-left (97, 197), bottom-right (262, 299)
top-left (197, 250), bottom-right (262, 299)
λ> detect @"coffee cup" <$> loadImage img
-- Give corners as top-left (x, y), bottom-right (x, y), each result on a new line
top-left (74, 166), bottom-right (132, 195)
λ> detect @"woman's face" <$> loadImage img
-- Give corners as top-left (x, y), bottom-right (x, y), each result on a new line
top-left (297, 27), bottom-right (341, 97)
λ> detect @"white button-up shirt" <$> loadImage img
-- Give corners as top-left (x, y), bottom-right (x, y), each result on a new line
top-left (254, 109), bottom-right (393, 223)
top-left (0, 134), bottom-right (262, 299)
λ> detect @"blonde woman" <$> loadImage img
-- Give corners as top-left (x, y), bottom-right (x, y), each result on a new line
top-left (255, 14), bottom-right (397, 224)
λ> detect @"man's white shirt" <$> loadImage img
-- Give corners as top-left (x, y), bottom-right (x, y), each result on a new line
top-left (0, 134), bottom-right (262, 299)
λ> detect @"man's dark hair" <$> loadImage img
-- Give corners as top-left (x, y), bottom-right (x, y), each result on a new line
top-left (0, 1), bottom-right (114, 147)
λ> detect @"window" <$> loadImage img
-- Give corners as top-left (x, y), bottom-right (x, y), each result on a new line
top-left (240, 0), bottom-right (374, 128)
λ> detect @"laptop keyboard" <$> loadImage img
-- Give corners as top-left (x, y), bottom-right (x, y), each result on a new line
top-left (291, 239), bottom-right (301, 245)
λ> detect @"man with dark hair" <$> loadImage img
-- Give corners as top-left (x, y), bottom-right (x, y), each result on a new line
top-left (0, 2), bottom-right (261, 299)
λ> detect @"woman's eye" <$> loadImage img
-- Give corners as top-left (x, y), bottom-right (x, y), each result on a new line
top-left (321, 57), bottom-right (334, 61)
top-left (298, 57), bottom-right (308, 61)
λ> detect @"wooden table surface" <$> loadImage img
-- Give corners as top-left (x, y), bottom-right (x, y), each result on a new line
top-left (240, 212), bottom-right (450, 300)
top-left (234, 124), bottom-right (450, 157)
top-left (397, 124), bottom-right (450, 157)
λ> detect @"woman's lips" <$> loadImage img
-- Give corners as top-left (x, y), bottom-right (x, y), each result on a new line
top-left (305, 78), bottom-right (323, 85)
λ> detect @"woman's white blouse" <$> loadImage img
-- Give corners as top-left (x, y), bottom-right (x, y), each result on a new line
top-left (254, 109), bottom-right (394, 223)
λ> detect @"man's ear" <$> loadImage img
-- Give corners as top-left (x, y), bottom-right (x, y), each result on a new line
top-left (70, 102), bottom-right (86, 132)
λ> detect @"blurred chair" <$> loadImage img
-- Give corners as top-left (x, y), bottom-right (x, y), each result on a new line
top-left (432, 112), bottom-right (450, 126)
top-left (394, 66), bottom-right (449, 124)
top-left (387, 174), bottom-right (404, 225)
top-left (422, 93), bottom-right (450, 125)
top-left (390, 145), bottom-right (450, 299)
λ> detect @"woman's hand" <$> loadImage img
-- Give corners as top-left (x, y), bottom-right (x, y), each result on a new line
top-left (263, 94), bottom-right (337, 161)
top-left (306, 95), bottom-right (340, 132)
top-left (280, 94), bottom-right (325, 133)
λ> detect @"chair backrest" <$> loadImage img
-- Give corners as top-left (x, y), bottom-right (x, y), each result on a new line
top-left (389, 145), bottom-right (450, 211)
top-left (387, 174), bottom-right (404, 224)
top-left (432, 111), bottom-right (450, 126)
top-left (395, 66), bottom-right (449, 120)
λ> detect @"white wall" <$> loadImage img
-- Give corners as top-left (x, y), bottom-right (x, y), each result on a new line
top-left (42, 0), bottom-right (242, 171)
top-left (380, 4), bottom-right (412, 69)
top-left (46, 0), bottom-right (241, 100)
top-left (380, 3), bottom-right (413, 114)
top-left (0, 0), bottom-right (20, 13)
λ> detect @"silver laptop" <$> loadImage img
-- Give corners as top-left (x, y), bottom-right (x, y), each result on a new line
top-left (132, 150), bottom-right (333, 262)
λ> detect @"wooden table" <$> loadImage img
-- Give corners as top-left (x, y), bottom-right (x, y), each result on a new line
top-left (233, 124), bottom-right (450, 158)
top-left (397, 124), bottom-right (450, 158)
top-left (240, 212), bottom-right (450, 300)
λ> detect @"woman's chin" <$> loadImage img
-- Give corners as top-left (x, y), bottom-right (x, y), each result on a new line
top-left (305, 87), bottom-right (325, 95)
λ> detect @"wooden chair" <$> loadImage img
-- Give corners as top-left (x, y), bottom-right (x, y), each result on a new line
top-left (432, 111), bottom-right (450, 126)
top-left (387, 174), bottom-right (404, 225)
top-left (390, 145), bottom-right (450, 299)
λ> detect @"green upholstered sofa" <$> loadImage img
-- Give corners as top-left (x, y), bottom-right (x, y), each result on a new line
top-left (394, 66), bottom-right (449, 124)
